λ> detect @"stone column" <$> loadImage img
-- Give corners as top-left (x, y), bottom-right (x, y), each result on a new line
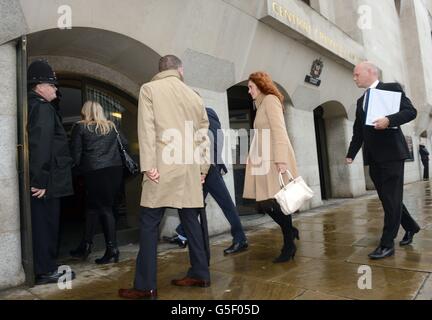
top-left (0, 41), bottom-right (25, 289)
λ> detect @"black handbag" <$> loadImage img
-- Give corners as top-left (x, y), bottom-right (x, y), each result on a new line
top-left (113, 126), bottom-right (140, 176)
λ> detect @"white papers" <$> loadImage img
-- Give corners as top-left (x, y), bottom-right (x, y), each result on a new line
top-left (365, 89), bottom-right (401, 126)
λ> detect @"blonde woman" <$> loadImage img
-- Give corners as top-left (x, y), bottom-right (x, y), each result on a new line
top-left (70, 101), bottom-right (127, 264)
top-left (243, 72), bottom-right (299, 263)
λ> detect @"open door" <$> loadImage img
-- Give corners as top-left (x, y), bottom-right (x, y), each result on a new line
top-left (314, 106), bottom-right (331, 200)
top-left (16, 35), bottom-right (35, 286)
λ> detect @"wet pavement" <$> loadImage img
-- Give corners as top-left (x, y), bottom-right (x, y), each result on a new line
top-left (2, 181), bottom-right (432, 300)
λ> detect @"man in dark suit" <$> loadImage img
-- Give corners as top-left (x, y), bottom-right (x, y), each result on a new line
top-left (346, 61), bottom-right (420, 259)
top-left (165, 107), bottom-right (249, 254)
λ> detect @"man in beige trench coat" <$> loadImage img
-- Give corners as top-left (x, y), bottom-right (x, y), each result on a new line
top-left (119, 55), bottom-right (211, 300)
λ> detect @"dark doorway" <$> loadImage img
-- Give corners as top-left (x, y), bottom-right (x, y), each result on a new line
top-left (314, 106), bottom-right (331, 200)
top-left (227, 85), bottom-right (258, 216)
top-left (54, 76), bottom-right (140, 257)
top-left (56, 82), bottom-right (86, 257)
top-left (22, 27), bottom-right (160, 280)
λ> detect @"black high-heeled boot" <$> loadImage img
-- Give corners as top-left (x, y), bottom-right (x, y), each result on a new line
top-left (70, 208), bottom-right (98, 260)
top-left (95, 241), bottom-right (120, 264)
top-left (95, 207), bottom-right (120, 264)
top-left (70, 241), bottom-right (92, 260)
top-left (270, 202), bottom-right (297, 263)
top-left (273, 243), bottom-right (297, 263)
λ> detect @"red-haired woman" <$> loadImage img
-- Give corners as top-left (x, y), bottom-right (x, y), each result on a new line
top-left (243, 71), bottom-right (300, 263)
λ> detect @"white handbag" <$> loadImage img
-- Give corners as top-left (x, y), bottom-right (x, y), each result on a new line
top-left (274, 170), bottom-right (314, 215)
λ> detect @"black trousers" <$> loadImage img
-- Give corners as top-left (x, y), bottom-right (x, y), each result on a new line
top-left (31, 197), bottom-right (60, 275)
top-left (176, 165), bottom-right (247, 243)
top-left (134, 207), bottom-right (210, 291)
top-left (369, 160), bottom-right (420, 248)
top-left (422, 159), bottom-right (429, 180)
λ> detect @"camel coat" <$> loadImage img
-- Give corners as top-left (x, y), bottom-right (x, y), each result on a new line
top-left (138, 70), bottom-right (210, 208)
top-left (243, 93), bottom-right (298, 202)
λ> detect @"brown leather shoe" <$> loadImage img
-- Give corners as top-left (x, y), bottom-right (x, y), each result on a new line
top-left (118, 288), bottom-right (157, 300)
top-left (171, 277), bottom-right (210, 288)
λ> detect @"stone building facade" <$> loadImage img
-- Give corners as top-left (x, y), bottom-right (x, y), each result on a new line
top-left (1, 0), bottom-right (431, 289)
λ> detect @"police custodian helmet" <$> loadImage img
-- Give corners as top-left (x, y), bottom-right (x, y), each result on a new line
top-left (27, 59), bottom-right (58, 85)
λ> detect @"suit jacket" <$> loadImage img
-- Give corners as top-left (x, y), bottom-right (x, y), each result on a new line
top-left (205, 107), bottom-right (228, 175)
top-left (28, 91), bottom-right (74, 199)
top-left (346, 82), bottom-right (417, 165)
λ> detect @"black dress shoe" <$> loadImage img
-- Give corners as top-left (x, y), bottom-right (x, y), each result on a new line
top-left (400, 230), bottom-right (419, 246)
top-left (368, 246), bottom-right (395, 260)
top-left (35, 269), bottom-right (76, 285)
top-left (224, 241), bottom-right (248, 255)
top-left (163, 235), bottom-right (188, 248)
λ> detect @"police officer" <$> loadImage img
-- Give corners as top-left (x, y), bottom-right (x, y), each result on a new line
top-left (27, 59), bottom-right (75, 285)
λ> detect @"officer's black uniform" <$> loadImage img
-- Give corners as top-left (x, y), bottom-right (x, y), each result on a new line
top-left (27, 60), bottom-right (74, 283)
